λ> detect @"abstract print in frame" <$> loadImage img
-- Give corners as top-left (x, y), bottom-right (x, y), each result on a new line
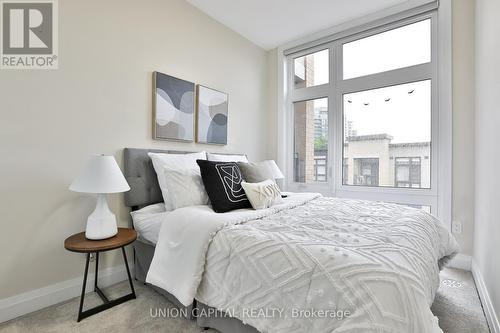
top-left (153, 72), bottom-right (195, 142)
top-left (196, 85), bottom-right (228, 145)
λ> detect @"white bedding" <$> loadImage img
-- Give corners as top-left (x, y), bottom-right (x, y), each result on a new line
top-left (130, 203), bottom-right (167, 244)
top-left (146, 194), bottom-right (459, 333)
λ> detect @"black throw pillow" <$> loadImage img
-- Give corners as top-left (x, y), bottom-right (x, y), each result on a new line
top-left (196, 160), bottom-right (251, 213)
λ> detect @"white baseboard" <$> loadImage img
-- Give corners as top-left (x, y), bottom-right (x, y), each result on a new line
top-left (447, 253), bottom-right (472, 271)
top-left (472, 260), bottom-right (500, 333)
top-left (0, 263), bottom-right (133, 324)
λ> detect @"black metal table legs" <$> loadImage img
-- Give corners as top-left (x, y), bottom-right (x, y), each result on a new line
top-left (77, 247), bottom-right (136, 322)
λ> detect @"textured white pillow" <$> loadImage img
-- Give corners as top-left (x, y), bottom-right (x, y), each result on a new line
top-left (207, 153), bottom-right (248, 163)
top-left (241, 179), bottom-right (283, 210)
top-left (163, 167), bottom-right (209, 210)
top-left (148, 151), bottom-right (206, 210)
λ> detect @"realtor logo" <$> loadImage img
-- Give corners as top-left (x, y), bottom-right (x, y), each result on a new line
top-left (1, 0), bottom-right (58, 69)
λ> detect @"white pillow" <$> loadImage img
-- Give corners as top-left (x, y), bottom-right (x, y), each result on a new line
top-left (130, 203), bottom-right (167, 244)
top-left (130, 202), bottom-right (166, 216)
top-left (148, 151), bottom-right (206, 210)
top-left (163, 167), bottom-right (209, 210)
top-left (207, 152), bottom-right (248, 163)
top-left (241, 179), bottom-right (283, 210)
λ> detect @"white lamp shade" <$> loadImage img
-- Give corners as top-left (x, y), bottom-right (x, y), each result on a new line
top-left (70, 155), bottom-right (130, 194)
top-left (265, 160), bottom-right (285, 180)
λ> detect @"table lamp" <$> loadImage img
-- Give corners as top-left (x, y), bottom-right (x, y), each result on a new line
top-left (263, 160), bottom-right (286, 195)
top-left (264, 160), bottom-right (285, 181)
top-left (70, 155), bottom-right (130, 240)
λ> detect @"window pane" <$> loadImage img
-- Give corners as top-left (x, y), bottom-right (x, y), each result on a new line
top-left (395, 157), bottom-right (422, 188)
top-left (294, 98), bottom-right (328, 183)
top-left (343, 20), bottom-right (431, 79)
top-left (294, 49), bottom-right (329, 88)
top-left (343, 80), bottom-right (431, 188)
top-left (354, 158), bottom-right (379, 186)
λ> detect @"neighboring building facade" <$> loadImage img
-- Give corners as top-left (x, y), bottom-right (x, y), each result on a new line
top-left (294, 53), bottom-right (317, 183)
top-left (314, 107), bottom-right (328, 138)
top-left (342, 134), bottom-right (430, 188)
top-left (309, 134), bottom-right (430, 188)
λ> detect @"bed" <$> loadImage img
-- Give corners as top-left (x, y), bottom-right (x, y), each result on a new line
top-left (123, 148), bottom-right (459, 333)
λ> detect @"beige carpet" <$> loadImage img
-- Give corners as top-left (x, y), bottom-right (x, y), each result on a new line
top-left (0, 268), bottom-right (489, 333)
top-left (432, 268), bottom-right (490, 333)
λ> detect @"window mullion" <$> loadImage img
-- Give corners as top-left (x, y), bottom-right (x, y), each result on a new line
top-left (332, 42), bottom-right (343, 195)
top-left (340, 63), bottom-right (433, 94)
top-left (291, 85), bottom-right (330, 103)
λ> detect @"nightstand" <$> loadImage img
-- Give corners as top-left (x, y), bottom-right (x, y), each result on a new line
top-left (64, 227), bottom-right (137, 321)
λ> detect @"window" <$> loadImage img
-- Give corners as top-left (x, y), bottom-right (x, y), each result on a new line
top-left (285, 11), bottom-right (442, 215)
top-left (314, 157), bottom-right (327, 181)
top-left (342, 80), bottom-right (431, 188)
top-left (293, 98), bottom-right (328, 183)
top-left (353, 158), bottom-right (379, 186)
top-left (395, 157), bottom-right (422, 188)
top-left (397, 203), bottom-right (432, 214)
top-left (342, 158), bottom-right (348, 184)
top-left (293, 49), bottom-right (329, 89)
top-left (343, 19), bottom-right (431, 79)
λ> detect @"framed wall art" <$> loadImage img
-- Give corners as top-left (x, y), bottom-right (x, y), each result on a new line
top-left (153, 71), bottom-right (195, 141)
top-left (196, 85), bottom-right (228, 145)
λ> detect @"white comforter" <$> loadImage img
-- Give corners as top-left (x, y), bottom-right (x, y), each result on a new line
top-left (147, 194), bottom-right (459, 333)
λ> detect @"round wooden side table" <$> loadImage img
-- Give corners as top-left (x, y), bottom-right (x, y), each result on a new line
top-left (64, 228), bottom-right (137, 322)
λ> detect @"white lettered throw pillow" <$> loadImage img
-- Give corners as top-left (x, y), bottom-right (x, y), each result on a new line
top-left (241, 179), bottom-right (283, 210)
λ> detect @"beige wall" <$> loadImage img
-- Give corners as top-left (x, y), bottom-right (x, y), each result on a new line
top-left (0, 0), bottom-right (270, 299)
top-left (266, 48), bottom-right (278, 161)
top-left (474, 0), bottom-right (500, 320)
top-left (452, 0), bottom-right (476, 255)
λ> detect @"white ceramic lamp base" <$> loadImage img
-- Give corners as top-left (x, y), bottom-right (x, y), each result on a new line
top-left (85, 194), bottom-right (118, 240)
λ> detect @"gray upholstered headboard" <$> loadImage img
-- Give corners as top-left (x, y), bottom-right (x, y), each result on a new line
top-left (123, 148), bottom-right (246, 209)
top-left (123, 148), bottom-right (194, 209)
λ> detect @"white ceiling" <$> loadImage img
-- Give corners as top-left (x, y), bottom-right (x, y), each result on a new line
top-left (186, 0), bottom-right (409, 50)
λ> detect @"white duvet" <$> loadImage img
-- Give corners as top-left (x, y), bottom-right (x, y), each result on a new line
top-left (146, 194), bottom-right (459, 333)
